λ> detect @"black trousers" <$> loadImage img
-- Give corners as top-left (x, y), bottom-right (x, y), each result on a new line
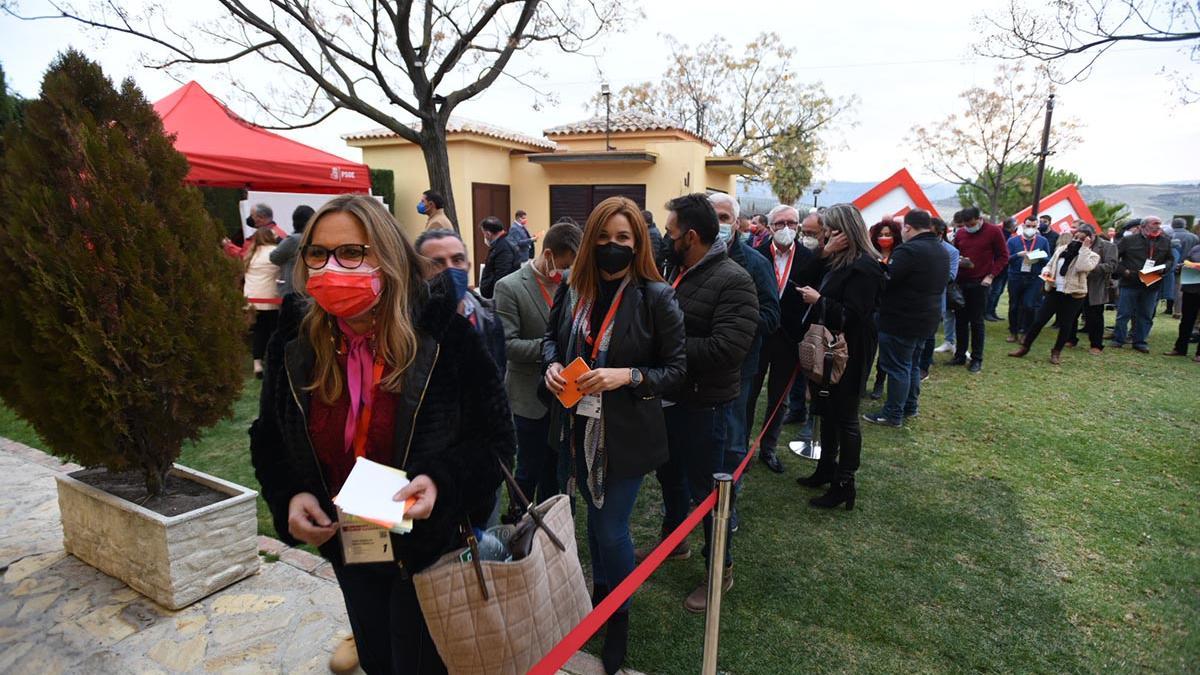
top-left (812, 393), bottom-right (862, 480)
top-left (333, 561), bottom-right (447, 675)
top-left (1072, 303), bottom-right (1106, 349)
top-left (954, 282), bottom-right (988, 364)
top-left (1175, 292), bottom-right (1200, 355)
top-left (747, 331), bottom-right (801, 453)
top-left (1022, 291), bottom-right (1085, 352)
top-left (251, 308), bottom-right (279, 360)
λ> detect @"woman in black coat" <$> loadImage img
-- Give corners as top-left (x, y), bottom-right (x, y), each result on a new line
top-left (542, 196), bottom-right (686, 674)
top-left (250, 195), bottom-right (514, 674)
top-left (792, 203), bottom-right (885, 510)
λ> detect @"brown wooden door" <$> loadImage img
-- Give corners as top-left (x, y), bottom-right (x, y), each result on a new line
top-left (549, 184), bottom-right (646, 227)
top-left (471, 182), bottom-right (511, 286)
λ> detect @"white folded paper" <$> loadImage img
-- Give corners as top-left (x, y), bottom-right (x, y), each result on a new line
top-left (1141, 262), bottom-right (1166, 273)
top-left (333, 456), bottom-right (414, 534)
top-left (1026, 249), bottom-right (1048, 262)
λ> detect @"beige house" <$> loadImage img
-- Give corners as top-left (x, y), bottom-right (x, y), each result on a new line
top-left (343, 110), bottom-right (755, 280)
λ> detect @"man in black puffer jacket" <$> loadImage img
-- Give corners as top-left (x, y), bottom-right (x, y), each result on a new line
top-left (650, 193), bottom-right (758, 614)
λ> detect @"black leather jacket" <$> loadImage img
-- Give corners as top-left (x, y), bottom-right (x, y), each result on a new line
top-left (250, 276), bottom-right (515, 571)
top-left (542, 277), bottom-right (686, 479)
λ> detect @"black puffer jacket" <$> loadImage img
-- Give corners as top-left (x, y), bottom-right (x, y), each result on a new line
top-left (250, 274), bottom-right (516, 572)
top-left (665, 238), bottom-right (759, 406)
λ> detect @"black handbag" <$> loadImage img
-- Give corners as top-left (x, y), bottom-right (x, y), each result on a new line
top-left (946, 280), bottom-right (966, 311)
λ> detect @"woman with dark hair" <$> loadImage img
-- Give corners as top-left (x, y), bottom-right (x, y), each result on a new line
top-left (251, 194), bottom-right (514, 674)
top-left (542, 196), bottom-right (686, 674)
top-left (866, 219), bottom-right (899, 398)
top-left (242, 226), bottom-right (281, 378)
top-left (793, 204), bottom-right (885, 510)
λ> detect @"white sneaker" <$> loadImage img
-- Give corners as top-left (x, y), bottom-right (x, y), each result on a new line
top-left (934, 341), bottom-right (955, 354)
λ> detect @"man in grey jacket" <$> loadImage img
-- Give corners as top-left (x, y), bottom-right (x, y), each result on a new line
top-left (493, 222), bottom-right (581, 517)
top-left (269, 205), bottom-right (314, 297)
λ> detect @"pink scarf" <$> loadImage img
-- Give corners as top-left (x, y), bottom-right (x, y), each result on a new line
top-left (338, 318), bottom-right (377, 454)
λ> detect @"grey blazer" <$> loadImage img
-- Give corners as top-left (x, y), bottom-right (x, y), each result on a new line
top-left (1086, 237), bottom-right (1119, 306)
top-left (494, 261), bottom-right (559, 419)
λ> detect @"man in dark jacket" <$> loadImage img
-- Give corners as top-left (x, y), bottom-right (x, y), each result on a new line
top-left (269, 204), bottom-right (315, 297)
top-left (745, 205), bottom-right (817, 473)
top-left (653, 193), bottom-right (758, 614)
top-left (863, 210), bottom-right (949, 427)
top-left (951, 206), bottom-right (1009, 372)
top-left (477, 216), bottom-right (519, 299)
top-left (416, 229), bottom-right (506, 376)
top-left (642, 209), bottom-right (667, 270)
top-left (1112, 216), bottom-right (1175, 352)
top-left (710, 193), bottom-right (780, 529)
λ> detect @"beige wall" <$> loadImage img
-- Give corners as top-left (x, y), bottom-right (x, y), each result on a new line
top-left (350, 128), bottom-right (739, 262)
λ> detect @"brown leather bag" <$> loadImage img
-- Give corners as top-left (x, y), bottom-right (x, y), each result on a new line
top-left (797, 302), bottom-right (848, 390)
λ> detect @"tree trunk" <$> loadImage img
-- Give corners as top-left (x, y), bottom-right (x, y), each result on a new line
top-left (988, 162), bottom-right (1005, 223)
top-left (419, 126), bottom-right (458, 232)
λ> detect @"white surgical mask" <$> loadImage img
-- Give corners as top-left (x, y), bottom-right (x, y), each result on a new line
top-left (1023, 227), bottom-right (1038, 238)
top-left (717, 223), bottom-right (733, 243)
top-left (966, 224), bottom-right (982, 234)
top-left (773, 227), bottom-right (796, 248)
top-left (800, 235), bottom-right (820, 251)
top-left (1123, 229), bottom-right (1135, 238)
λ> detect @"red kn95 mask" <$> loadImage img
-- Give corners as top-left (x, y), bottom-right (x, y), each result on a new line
top-left (306, 262), bottom-right (383, 318)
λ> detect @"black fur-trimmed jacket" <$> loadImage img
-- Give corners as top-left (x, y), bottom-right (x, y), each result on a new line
top-left (249, 275), bottom-right (516, 572)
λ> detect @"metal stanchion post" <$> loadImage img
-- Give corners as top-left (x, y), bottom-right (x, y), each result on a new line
top-left (701, 473), bottom-right (733, 675)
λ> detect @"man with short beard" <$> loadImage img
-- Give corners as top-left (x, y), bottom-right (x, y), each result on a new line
top-left (1111, 216), bottom-right (1175, 351)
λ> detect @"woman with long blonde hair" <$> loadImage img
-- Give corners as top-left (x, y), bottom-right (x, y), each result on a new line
top-left (542, 196), bottom-right (686, 674)
top-left (251, 194), bottom-right (515, 674)
top-left (792, 203), bottom-right (885, 510)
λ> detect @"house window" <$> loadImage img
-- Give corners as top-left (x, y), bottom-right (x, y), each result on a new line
top-left (549, 184), bottom-right (646, 226)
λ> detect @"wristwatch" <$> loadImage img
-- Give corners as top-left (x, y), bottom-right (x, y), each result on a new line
top-left (628, 368), bottom-right (643, 388)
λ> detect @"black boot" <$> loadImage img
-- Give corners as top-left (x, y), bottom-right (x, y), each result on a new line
top-left (592, 583), bottom-right (610, 608)
top-left (810, 476), bottom-right (856, 510)
top-left (796, 465), bottom-right (835, 488)
top-left (601, 610), bottom-right (629, 675)
top-left (759, 447), bottom-right (784, 473)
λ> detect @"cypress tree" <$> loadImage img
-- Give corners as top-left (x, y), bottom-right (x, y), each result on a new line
top-left (0, 50), bottom-right (244, 497)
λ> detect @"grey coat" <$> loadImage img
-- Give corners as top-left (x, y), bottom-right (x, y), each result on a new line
top-left (494, 261), bottom-right (559, 419)
top-left (269, 233), bottom-right (303, 296)
top-left (1086, 237), bottom-right (1119, 306)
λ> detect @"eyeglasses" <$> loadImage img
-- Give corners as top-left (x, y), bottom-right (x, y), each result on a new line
top-left (771, 220), bottom-right (799, 229)
top-left (302, 244), bottom-right (373, 270)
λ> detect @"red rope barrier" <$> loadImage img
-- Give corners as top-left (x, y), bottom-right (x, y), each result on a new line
top-left (529, 366), bottom-right (801, 674)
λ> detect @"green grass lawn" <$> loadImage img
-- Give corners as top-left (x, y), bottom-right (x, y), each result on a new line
top-left (2, 310), bottom-right (1196, 672)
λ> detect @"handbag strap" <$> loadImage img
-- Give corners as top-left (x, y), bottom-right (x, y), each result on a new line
top-left (495, 457), bottom-right (567, 553)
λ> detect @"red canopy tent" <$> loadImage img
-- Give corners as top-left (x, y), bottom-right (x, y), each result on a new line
top-left (153, 81), bottom-right (370, 194)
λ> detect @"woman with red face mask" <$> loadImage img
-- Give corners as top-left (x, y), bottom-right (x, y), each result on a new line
top-left (250, 194), bottom-right (515, 675)
top-left (865, 219), bottom-right (898, 398)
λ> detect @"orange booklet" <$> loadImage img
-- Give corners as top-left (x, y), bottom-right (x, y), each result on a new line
top-left (556, 357), bottom-right (591, 409)
top-left (1138, 271), bottom-right (1163, 286)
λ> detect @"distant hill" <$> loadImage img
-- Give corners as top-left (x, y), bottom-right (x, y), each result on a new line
top-left (740, 178), bottom-right (1200, 221)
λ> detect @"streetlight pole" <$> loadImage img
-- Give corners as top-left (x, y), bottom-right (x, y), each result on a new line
top-left (601, 83), bottom-right (613, 151)
top-left (1031, 93), bottom-right (1055, 220)
top-left (813, 188), bottom-right (822, 209)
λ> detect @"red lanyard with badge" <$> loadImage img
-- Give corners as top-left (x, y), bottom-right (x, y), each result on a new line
top-left (771, 242), bottom-right (795, 297)
top-left (535, 276), bottom-right (555, 309)
top-left (570, 280), bottom-right (627, 420)
top-left (338, 359), bottom-right (397, 565)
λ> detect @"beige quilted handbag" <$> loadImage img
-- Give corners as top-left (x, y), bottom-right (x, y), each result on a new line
top-left (413, 491), bottom-right (590, 674)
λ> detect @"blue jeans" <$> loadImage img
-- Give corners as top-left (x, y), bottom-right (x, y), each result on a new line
top-left (1007, 273), bottom-right (1042, 335)
top-left (987, 267), bottom-right (1008, 315)
top-left (724, 335), bottom-right (762, 469)
top-left (660, 403), bottom-right (732, 567)
top-left (513, 413), bottom-right (558, 504)
top-left (943, 306), bottom-right (957, 344)
top-left (576, 450), bottom-right (643, 612)
top-left (877, 330), bottom-right (925, 423)
top-left (1113, 285), bottom-right (1158, 347)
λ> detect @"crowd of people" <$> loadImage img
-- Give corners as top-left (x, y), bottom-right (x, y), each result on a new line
top-left (239, 189), bottom-right (1198, 675)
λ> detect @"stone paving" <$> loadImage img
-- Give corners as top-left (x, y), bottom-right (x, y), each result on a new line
top-left (0, 438), bottom-right (633, 675)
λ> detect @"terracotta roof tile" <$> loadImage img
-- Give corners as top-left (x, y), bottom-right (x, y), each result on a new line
top-left (342, 117), bottom-right (555, 150)
top-left (544, 109), bottom-right (711, 145)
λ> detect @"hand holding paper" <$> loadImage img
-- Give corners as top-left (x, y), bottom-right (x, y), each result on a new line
top-left (393, 474), bottom-right (438, 520)
top-left (333, 456), bottom-right (415, 534)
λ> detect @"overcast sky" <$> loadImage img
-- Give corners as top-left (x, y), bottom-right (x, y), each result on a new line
top-left (2, 0), bottom-right (1197, 185)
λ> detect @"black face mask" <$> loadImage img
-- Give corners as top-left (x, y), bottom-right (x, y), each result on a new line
top-left (595, 242), bottom-right (635, 274)
top-left (665, 232), bottom-right (689, 268)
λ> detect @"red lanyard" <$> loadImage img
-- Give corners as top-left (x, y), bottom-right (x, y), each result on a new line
top-left (535, 276), bottom-right (555, 309)
top-left (671, 267), bottom-right (689, 289)
top-left (771, 243), bottom-right (795, 296)
top-left (351, 361), bottom-right (386, 458)
top-left (1020, 236), bottom-right (1036, 253)
top-left (577, 285), bottom-right (627, 361)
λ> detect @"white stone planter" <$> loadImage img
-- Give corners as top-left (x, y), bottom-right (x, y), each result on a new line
top-left (55, 463), bottom-right (261, 610)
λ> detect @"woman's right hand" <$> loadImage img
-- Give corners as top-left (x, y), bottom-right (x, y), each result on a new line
top-left (544, 362), bottom-right (566, 395)
top-left (287, 492), bottom-right (337, 547)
